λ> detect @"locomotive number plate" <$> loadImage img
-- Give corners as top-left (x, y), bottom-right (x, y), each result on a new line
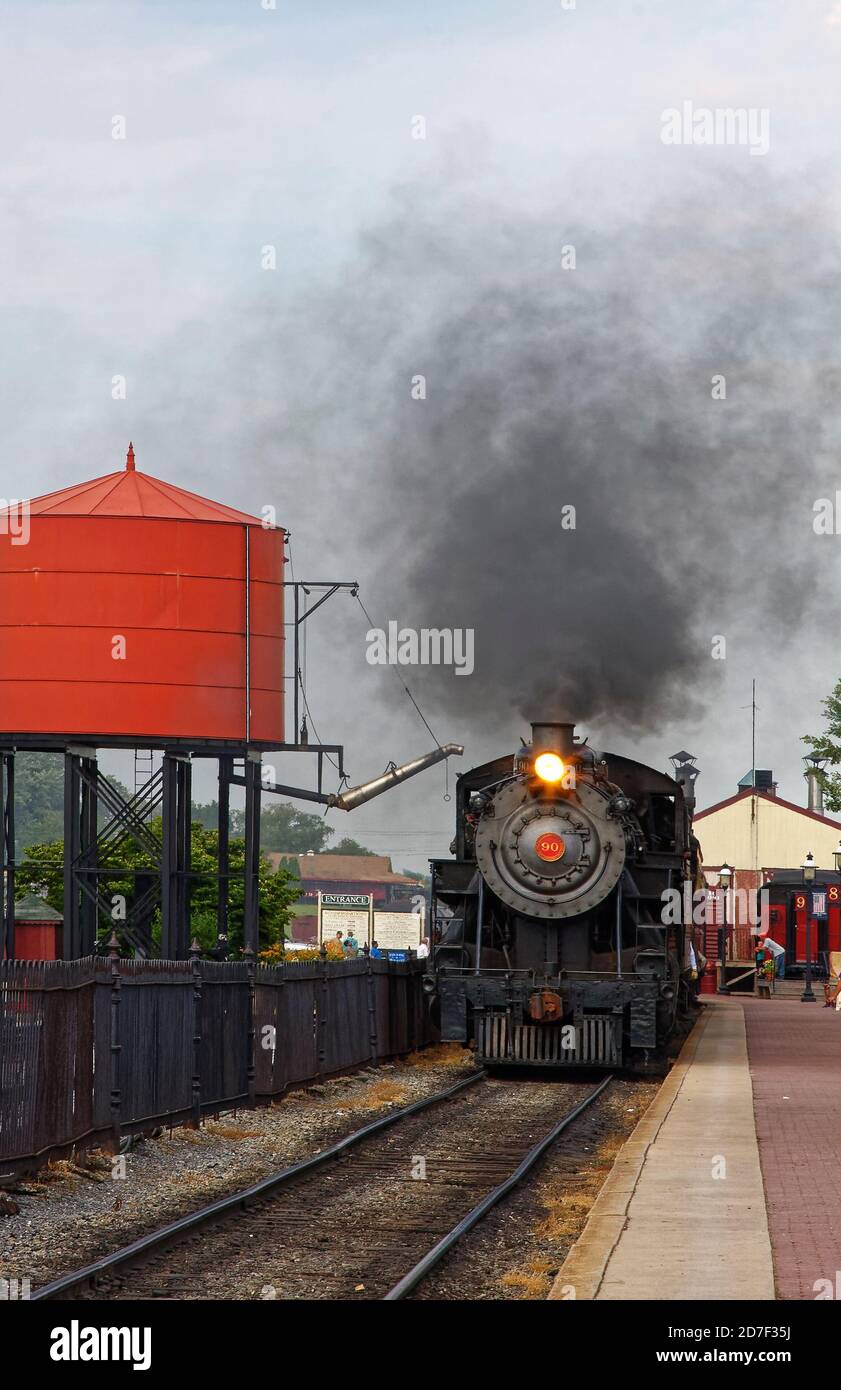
top-left (535, 832), bottom-right (565, 862)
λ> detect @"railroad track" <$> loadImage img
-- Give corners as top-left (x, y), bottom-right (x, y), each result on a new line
top-left (32, 1071), bottom-right (612, 1303)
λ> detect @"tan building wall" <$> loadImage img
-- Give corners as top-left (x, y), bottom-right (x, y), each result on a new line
top-left (695, 793), bottom-right (841, 873)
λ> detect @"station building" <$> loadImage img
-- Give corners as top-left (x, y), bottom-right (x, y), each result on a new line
top-left (266, 851), bottom-right (420, 942)
top-left (694, 765), bottom-right (841, 976)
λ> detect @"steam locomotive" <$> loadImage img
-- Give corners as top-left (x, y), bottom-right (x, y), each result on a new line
top-left (428, 722), bottom-right (703, 1070)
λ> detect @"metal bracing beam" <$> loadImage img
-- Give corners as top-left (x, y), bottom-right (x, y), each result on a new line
top-left (90, 767), bottom-right (163, 860)
top-left (73, 872), bottom-right (152, 957)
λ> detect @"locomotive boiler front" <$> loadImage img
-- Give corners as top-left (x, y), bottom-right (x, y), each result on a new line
top-left (474, 777), bottom-right (627, 920)
top-left (474, 720), bottom-right (630, 919)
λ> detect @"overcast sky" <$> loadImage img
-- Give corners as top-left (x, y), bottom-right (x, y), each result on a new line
top-left (5, 1), bottom-right (841, 870)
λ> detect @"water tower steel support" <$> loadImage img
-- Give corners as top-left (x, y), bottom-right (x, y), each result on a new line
top-left (244, 753), bottom-right (262, 957)
top-left (1, 736), bottom-right (273, 963)
top-left (3, 732), bottom-right (461, 961)
top-left (63, 751), bottom-right (101, 959)
top-left (161, 754), bottom-right (192, 961)
top-left (1, 751), bottom-right (15, 959)
top-left (216, 754), bottom-right (233, 958)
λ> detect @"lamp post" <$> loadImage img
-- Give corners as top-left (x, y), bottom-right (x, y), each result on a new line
top-left (718, 863), bottom-right (732, 991)
top-left (801, 852), bottom-right (816, 1003)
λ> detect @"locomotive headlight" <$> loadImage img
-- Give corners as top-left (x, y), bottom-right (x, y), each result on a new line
top-left (534, 752), bottom-right (565, 783)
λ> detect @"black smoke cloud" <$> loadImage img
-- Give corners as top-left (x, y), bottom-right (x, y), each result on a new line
top-left (185, 168), bottom-right (841, 746)
top-left (293, 172), bottom-right (837, 740)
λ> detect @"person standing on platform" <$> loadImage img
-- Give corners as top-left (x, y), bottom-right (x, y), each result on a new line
top-left (754, 937), bottom-right (774, 991)
top-left (764, 936), bottom-right (785, 979)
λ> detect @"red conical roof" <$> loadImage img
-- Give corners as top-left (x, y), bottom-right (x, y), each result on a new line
top-left (20, 444), bottom-right (267, 525)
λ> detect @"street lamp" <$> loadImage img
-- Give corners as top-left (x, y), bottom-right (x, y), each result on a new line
top-left (801, 852), bottom-right (817, 1002)
top-left (834, 840), bottom-right (841, 874)
top-left (718, 863), bottom-right (732, 991)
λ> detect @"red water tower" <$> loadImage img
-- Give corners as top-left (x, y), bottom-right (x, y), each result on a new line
top-left (0, 446), bottom-right (460, 963)
top-left (0, 445), bottom-right (287, 962)
top-left (0, 443), bottom-right (284, 744)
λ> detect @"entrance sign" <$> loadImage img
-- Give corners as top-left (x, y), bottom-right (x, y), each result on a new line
top-left (318, 891), bottom-right (373, 946)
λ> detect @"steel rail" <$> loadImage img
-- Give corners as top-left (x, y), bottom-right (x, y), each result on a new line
top-left (30, 1068), bottom-right (485, 1301)
top-left (382, 1074), bottom-right (612, 1300)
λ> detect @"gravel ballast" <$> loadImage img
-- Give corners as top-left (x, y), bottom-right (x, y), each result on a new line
top-left (1, 1048), bottom-right (474, 1292)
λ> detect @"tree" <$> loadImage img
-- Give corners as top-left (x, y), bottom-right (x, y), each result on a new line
top-left (13, 753), bottom-right (65, 854)
top-left (190, 801), bottom-right (220, 831)
top-left (402, 868), bottom-right (431, 890)
top-left (16, 819), bottom-right (299, 956)
top-left (13, 755), bottom-right (137, 855)
top-left (185, 823), bottom-right (299, 954)
top-left (330, 836), bottom-right (374, 856)
top-left (802, 679), bottom-right (841, 811)
top-left (247, 801), bottom-right (334, 853)
top-left (329, 834), bottom-right (375, 856)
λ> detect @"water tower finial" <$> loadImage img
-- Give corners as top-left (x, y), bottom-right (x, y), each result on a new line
top-left (126, 442), bottom-right (135, 472)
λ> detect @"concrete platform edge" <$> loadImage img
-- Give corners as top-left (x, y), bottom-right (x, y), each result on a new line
top-left (547, 1009), bottom-right (712, 1301)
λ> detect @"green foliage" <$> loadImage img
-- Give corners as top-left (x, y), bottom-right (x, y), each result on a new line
top-left (13, 753), bottom-right (65, 854)
top-left (11, 755), bottom-right (339, 860)
top-left (247, 801), bottom-right (334, 853)
top-left (190, 801), bottom-right (220, 831)
top-left (802, 679), bottom-right (841, 811)
top-left (13, 756), bottom-right (141, 855)
top-left (191, 799), bottom-right (335, 852)
top-left (330, 836), bottom-right (374, 856)
top-left (401, 869), bottom-right (431, 888)
top-left (16, 819), bottom-right (300, 956)
top-left (187, 821), bottom-right (299, 953)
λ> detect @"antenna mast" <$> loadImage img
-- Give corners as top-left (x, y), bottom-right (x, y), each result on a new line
top-left (752, 678), bottom-right (756, 789)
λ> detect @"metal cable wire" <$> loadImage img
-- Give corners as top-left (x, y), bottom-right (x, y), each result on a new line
top-left (354, 593), bottom-right (440, 745)
top-left (282, 541), bottom-right (444, 790)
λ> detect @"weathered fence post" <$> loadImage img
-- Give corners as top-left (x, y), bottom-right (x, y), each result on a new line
top-left (244, 944), bottom-right (256, 1109)
top-left (190, 938), bottom-right (202, 1128)
top-left (108, 932), bottom-right (122, 1153)
top-left (363, 943), bottom-right (378, 1067)
top-left (318, 943), bottom-right (328, 1081)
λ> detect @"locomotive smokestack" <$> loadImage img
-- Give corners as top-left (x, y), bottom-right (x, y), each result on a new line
top-left (530, 722), bottom-right (576, 757)
top-left (670, 750), bottom-right (700, 814)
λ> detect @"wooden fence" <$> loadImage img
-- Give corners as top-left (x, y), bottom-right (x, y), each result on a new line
top-left (0, 952), bottom-right (433, 1175)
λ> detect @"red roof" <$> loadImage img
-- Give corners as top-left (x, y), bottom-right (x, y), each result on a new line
top-left (267, 852), bottom-right (417, 886)
top-left (695, 788), bottom-right (841, 830)
top-left (13, 444), bottom-right (265, 526)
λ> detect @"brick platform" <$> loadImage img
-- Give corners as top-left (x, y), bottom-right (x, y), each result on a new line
top-left (743, 996), bottom-right (841, 1299)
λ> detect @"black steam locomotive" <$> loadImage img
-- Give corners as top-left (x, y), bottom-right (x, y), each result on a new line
top-left (428, 722), bottom-right (702, 1070)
